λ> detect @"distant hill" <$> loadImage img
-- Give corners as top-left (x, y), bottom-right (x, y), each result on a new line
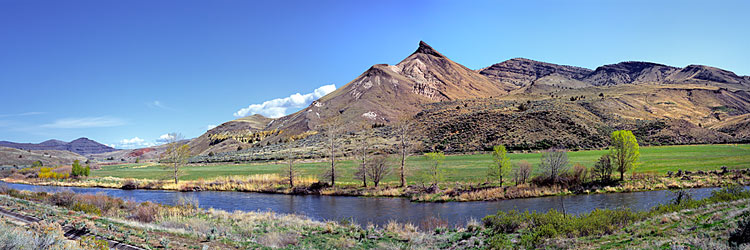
top-left (0, 146), bottom-right (87, 167)
top-left (89, 139), bottom-right (189, 163)
top-left (0, 137), bottom-right (117, 155)
top-left (186, 41), bottom-right (750, 159)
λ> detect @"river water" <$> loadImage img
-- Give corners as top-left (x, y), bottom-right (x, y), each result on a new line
top-left (0, 182), bottom-right (724, 226)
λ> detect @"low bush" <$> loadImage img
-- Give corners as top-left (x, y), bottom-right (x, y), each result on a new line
top-left (72, 201), bottom-right (102, 215)
top-left (730, 211), bottom-right (750, 247)
top-left (47, 191), bottom-right (77, 207)
top-left (130, 201), bottom-right (161, 222)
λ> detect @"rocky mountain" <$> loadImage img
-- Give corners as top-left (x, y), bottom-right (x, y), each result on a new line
top-left (189, 41), bottom-right (750, 158)
top-left (479, 58), bottom-right (593, 87)
top-left (583, 61), bottom-right (750, 89)
top-left (261, 41), bottom-right (517, 139)
top-left (0, 137), bottom-right (117, 155)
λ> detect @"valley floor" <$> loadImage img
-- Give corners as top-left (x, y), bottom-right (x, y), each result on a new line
top-left (3, 144), bottom-right (750, 202)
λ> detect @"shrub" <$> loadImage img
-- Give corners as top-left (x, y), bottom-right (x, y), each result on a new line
top-left (47, 191), bottom-right (76, 207)
top-left (571, 164), bottom-right (588, 185)
top-left (72, 202), bottom-right (101, 215)
top-left (730, 212), bottom-right (750, 247)
top-left (484, 208), bottom-right (644, 248)
top-left (130, 202), bottom-right (161, 223)
top-left (482, 210), bottom-right (525, 233)
top-left (419, 216), bottom-right (449, 231)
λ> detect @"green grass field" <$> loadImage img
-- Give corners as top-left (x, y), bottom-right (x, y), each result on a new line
top-left (92, 144), bottom-right (750, 185)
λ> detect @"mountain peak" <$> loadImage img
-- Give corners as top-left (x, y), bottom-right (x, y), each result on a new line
top-left (413, 41), bottom-right (444, 58)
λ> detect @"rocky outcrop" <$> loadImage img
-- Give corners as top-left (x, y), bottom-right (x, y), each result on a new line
top-left (479, 58), bottom-right (593, 87)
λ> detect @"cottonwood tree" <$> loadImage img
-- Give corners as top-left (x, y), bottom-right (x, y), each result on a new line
top-left (609, 130), bottom-right (640, 181)
top-left (318, 114), bottom-right (342, 186)
top-left (161, 133), bottom-right (191, 185)
top-left (394, 115), bottom-right (414, 187)
top-left (488, 145), bottom-right (511, 186)
top-left (539, 148), bottom-right (569, 183)
top-left (367, 153), bottom-right (391, 187)
top-left (423, 152), bottom-right (445, 187)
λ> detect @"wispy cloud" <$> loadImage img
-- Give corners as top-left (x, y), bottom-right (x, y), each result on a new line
top-left (41, 116), bottom-right (125, 129)
top-left (206, 124), bottom-right (217, 130)
top-left (234, 84), bottom-right (336, 118)
top-left (147, 100), bottom-right (174, 110)
top-left (0, 112), bottom-right (45, 118)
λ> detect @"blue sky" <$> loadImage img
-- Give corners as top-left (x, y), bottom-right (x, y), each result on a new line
top-left (0, 0), bottom-right (748, 148)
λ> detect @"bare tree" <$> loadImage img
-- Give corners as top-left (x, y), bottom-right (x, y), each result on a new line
top-left (592, 154), bottom-right (613, 182)
top-left (354, 123), bottom-right (373, 187)
top-left (513, 160), bottom-right (532, 185)
top-left (539, 148), bottom-right (569, 183)
top-left (367, 153), bottom-right (391, 187)
top-left (284, 138), bottom-right (299, 187)
top-left (161, 133), bottom-right (191, 185)
top-left (394, 115), bottom-right (414, 187)
top-left (318, 115), bottom-right (342, 186)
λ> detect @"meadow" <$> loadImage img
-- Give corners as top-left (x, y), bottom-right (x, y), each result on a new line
top-left (92, 144), bottom-right (750, 186)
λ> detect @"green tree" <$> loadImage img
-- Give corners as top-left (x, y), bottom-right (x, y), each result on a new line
top-left (423, 152), bottom-right (445, 187)
top-left (609, 130), bottom-right (640, 181)
top-left (71, 160), bottom-right (91, 178)
top-left (31, 160), bottom-right (43, 168)
top-left (489, 145), bottom-right (511, 186)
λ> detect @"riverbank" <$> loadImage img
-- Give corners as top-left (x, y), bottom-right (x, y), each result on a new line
top-left (4, 168), bottom-right (750, 203)
top-left (2, 185), bottom-right (749, 249)
top-left (0, 186), bottom-right (485, 249)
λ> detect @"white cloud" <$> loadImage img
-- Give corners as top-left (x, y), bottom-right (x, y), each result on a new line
top-left (117, 136), bottom-right (155, 149)
top-left (158, 133), bottom-right (176, 142)
top-left (41, 116), bottom-right (125, 129)
top-left (207, 124), bottom-right (217, 130)
top-left (234, 84), bottom-right (336, 118)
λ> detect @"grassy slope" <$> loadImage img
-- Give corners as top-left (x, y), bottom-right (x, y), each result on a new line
top-left (92, 144), bottom-right (750, 185)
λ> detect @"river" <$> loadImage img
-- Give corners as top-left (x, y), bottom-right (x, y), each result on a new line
top-left (0, 181), bottom-right (724, 226)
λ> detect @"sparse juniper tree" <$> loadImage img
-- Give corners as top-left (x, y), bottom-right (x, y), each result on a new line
top-left (609, 130), bottom-right (640, 181)
top-left (395, 115), bottom-right (414, 187)
top-left (161, 133), bottom-right (191, 185)
top-left (539, 148), bottom-right (569, 183)
top-left (513, 160), bottom-right (532, 185)
top-left (318, 114), bottom-right (342, 187)
top-left (284, 138), bottom-right (299, 187)
top-left (489, 145), bottom-right (512, 186)
top-left (423, 152), bottom-right (445, 187)
top-left (592, 154), bottom-right (613, 182)
top-left (367, 153), bottom-right (391, 187)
